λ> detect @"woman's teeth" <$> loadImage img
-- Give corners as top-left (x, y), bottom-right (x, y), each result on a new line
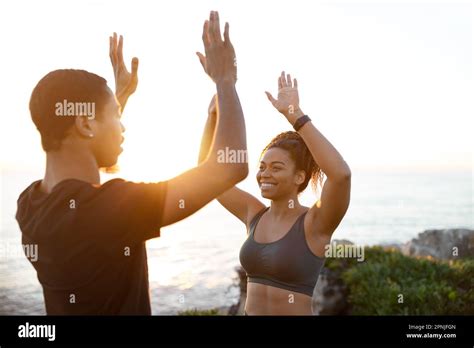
top-left (261, 183), bottom-right (276, 189)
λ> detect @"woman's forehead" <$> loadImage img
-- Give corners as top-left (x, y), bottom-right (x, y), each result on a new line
top-left (261, 147), bottom-right (292, 163)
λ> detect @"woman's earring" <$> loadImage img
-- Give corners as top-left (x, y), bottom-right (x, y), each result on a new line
top-left (89, 134), bottom-right (94, 138)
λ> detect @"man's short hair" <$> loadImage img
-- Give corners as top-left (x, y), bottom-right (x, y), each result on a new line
top-left (29, 69), bottom-right (110, 151)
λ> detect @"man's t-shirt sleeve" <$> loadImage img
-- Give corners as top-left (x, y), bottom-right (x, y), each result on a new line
top-left (92, 179), bottom-right (168, 243)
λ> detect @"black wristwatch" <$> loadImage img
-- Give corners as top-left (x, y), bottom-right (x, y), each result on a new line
top-left (293, 115), bottom-right (311, 131)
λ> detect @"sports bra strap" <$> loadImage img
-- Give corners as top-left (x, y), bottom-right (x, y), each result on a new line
top-left (248, 207), bottom-right (269, 235)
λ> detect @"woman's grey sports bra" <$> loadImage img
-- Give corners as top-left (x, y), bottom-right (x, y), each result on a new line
top-left (239, 207), bottom-right (325, 297)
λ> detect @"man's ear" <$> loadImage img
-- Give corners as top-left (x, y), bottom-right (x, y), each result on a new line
top-left (74, 115), bottom-right (95, 138)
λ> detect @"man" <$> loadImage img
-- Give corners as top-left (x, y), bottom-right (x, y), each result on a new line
top-left (15, 11), bottom-right (248, 315)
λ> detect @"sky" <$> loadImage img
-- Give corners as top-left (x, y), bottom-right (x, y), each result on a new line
top-left (0, 0), bottom-right (472, 185)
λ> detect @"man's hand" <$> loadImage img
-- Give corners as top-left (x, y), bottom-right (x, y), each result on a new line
top-left (109, 32), bottom-right (139, 110)
top-left (196, 11), bottom-right (237, 84)
top-left (265, 71), bottom-right (303, 124)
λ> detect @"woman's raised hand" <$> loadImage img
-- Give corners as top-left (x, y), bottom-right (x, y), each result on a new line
top-left (265, 71), bottom-right (303, 124)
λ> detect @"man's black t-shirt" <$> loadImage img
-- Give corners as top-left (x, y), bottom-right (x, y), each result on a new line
top-left (15, 178), bottom-right (167, 315)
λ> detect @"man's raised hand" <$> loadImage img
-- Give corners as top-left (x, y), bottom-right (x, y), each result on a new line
top-left (109, 32), bottom-right (139, 109)
top-left (196, 11), bottom-right (237, 84)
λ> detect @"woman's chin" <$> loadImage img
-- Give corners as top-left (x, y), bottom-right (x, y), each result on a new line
top-left (260, 191), bottom-right (275, 200)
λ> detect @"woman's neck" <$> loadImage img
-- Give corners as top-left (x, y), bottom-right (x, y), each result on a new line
top-left (269, 194), bottom-right (304, 220)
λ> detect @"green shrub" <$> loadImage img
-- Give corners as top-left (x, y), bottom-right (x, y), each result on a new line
top-left (325, 246), bottom-right (474, 315)
top-left (178, 308), bottom-right (220, 316)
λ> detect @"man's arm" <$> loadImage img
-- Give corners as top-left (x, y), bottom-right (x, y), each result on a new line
top-left (160, 11), bottom-right (248, 227)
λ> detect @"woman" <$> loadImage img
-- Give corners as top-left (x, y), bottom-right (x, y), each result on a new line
top-left (198, 70), bottom-right (351, 315)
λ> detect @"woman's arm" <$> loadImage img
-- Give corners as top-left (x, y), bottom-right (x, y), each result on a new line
top-left (266, 72), bottom-right (351, 236)
top-left (198, 94), bottom-right (265, 227)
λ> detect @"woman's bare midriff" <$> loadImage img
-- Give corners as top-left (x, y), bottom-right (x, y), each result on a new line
top-left (245, 282), bottom-right (313, 315)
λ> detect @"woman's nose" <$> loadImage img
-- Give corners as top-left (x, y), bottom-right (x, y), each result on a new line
top-left (261, 169), bottom-right (271, 177)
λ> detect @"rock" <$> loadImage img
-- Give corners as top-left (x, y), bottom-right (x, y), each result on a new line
top-left (234, 292), bottom-right (247, 316)
top-left (401, 229), bottom-right (474, 260)
top-left (312, 267), bottom-right (349, 315)
top-left (226, 302), bottom-right (240, 316)
top-left (228, 266), bottom-right (247, 315)
top-left (311, 239), bottom-right (352, 315)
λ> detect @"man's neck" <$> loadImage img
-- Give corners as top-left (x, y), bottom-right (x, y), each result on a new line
top-left (42, 149), bottom-right (100, 193)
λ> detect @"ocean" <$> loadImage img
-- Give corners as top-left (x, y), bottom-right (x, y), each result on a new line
top-left (1, 167), bottom-right (472, 314)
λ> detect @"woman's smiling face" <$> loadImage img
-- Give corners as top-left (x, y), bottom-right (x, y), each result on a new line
top-left (257, 147), bottom-right (305, 200)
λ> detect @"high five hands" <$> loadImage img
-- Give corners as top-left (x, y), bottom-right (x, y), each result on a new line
top-left (265, 71), bottom-right (304, 125)
top-left (109, 33), bottom-right (139, 110)
top-left (196, 11), bottom-right (237, 84)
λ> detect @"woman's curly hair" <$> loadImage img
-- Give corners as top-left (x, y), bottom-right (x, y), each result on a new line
top-left (261, 131), bottom-right (324, 193)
